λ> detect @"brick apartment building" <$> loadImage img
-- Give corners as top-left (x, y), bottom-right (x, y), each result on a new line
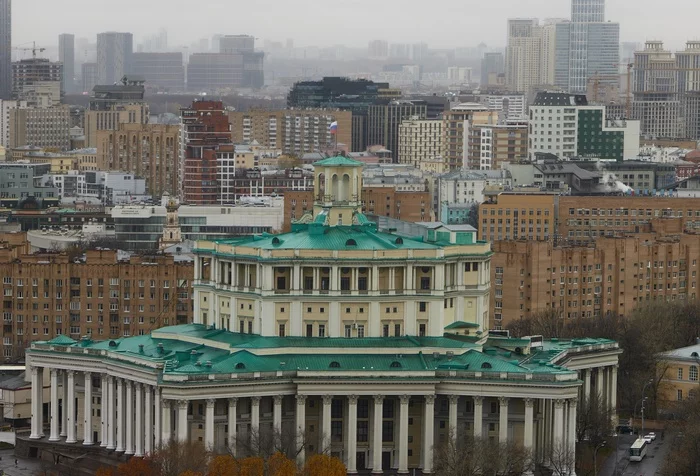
top-left (490, 220), bottom-right (700, 329)
top-left (480, 193), bottom-right (700, 244)
top-left (0, 234), bottom-right (193, 362)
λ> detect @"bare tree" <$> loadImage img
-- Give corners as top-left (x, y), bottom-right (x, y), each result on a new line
top-left (150, 439), bottom-right (210, 476)
top-left (547, 441), bottom-right (576, 476)
top-left (231, 425), bottom-right (328, 462)
top-left (433, 433), bottom-right (530, 476)
top-left (576, 392), bottom-right (612, 448)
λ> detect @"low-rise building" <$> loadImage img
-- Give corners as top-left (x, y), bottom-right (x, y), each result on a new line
top-left (658, 342), bottom-right (700, 411)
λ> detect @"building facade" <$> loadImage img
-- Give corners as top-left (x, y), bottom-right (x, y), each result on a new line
top-left (96, 32), bottom-right (134, 85)
top-left (0, 0), bottom-right (10, 100)
top-left (466, 121), bottom-right (528, 170)
top-left (58, 34), bottom-right (75, 95)
top-left (490, 225), bottom-right (700, 329)
top-left (130, 53), bottom-right (185, 92)
top-left (367, 101), bottom-right (428, 163)
top-left (397, 118), bottom-right (443, 167)
top-left (228, 109), bottom-right (352, 156)
top-left (8, 105), bottom-right (71, 150)
top-left (658, 343), bottom-right (700, 410)
top-left (12, 58), bottom-right (63, 100)
top-left (441, 104), bottom-right (493, 171)
top-left (96, 123), bottom-right (181, 196)
top-left (505, 19), bottom-right (558, 94)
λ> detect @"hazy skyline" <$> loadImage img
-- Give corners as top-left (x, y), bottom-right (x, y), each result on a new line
top-left (12, 0), bottom-right (698, 51)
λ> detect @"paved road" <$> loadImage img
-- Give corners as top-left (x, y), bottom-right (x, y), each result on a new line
top-left (0, 449), bottom-right (43, 476)
top-left (599, 433), bottom-right (672, 476)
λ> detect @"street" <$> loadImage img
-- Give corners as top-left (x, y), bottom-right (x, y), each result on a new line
top-left (0, 449), bottom-right (43, 476)
top-left (599, 433), bottom-right (672, 476)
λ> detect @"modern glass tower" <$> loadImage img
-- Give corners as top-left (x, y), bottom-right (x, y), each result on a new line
top-left (555, 0), bottom-right (619, 94)
top-left (0, 0), bottom-right (11, 100)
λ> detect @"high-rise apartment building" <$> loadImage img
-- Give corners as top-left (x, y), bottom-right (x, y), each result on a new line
top-left (96, 32), bottom-right (134, 85)
top-left (217, 35), bottom-right (264, 88)
top-left (554, 0), bottom-right (619, 94)
top-left (130, 53), bottom-right (185, 91)
top-left (59, 34), bottom-right (75, 94)
top-left (528, 92), bottom-right (640, 161)
top-left (397, 118), bottom-right (443, 167)
top-left (0, 0), bottom-right (10, 100)
top-left (466, 121), bottom-right (529, 170)
top-left (84, 77), bottom-right (148, 147)
top-left (441, 103), bottom-right (494, 171)
top-left (367, 101), bottom-right (428, 162)
top-left (81, 63), bottom-right (98, 94)
top-left (505, 19), bottom-right (559, 94)
top-left (632, 40), bottom-right (700, 139)
top-left (228, 109), bottom-right (352, 155)
top-left (368, 40), bottom-right (389, 59)
top-left (96, 123), bottom-right (181, 196)
top-left (180, 100), bottom-right (233, 205)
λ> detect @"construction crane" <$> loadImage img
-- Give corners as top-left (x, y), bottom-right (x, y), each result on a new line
top-left (615, 63), bottom-right (634, 118)
top-left (13, 41), bottom-right (46, 59)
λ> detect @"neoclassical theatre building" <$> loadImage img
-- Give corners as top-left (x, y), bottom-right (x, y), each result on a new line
top-left (23, 158), bottom-right (622, 475)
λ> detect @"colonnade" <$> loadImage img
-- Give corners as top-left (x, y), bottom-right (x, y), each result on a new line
top-left (30, 367), bottom-right (579, 475)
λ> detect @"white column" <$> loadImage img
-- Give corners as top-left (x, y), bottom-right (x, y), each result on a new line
top-left (66, 370), bottom-right (77, 444)
top-left (568, 398), bottom-right (578, 476)
top-left (49, 369), bottom-right (60, 441)
top-left (134, 384), bottom-right (144, 456)
top-left (177, 400), bottom-right (188, 442)
top-left (423, 395), bottom-right (435, 474)
top-left (372, 395), bottom-right (384, 474)
top-left (145, 386), bottom-right (153, 455)
top-left (473, 396), bottom-right (483, 439)
top-left (161, 399), bottom-right (172, 445)
top-left (100, 374), bottom-right (108, 447)
top-left (398, 395), bottom-right (410, 474)
top-left (582, 369), bottom-right (591, 403)
top-left (154, 388), bottom-right (161, 448)
top-left (322, 395), bottom-right (332, 450)
top-left (610, 366), bottom-right (618, 415)
top-left (205, 398), bottom-right (215, 450)
top-left (228, 398), bottom-right (238, 456)
top-left (273, 395), bottom-right (283, 444)
top-left (346, 395), bottom-right (358, 474)
top-left (116, 379), bottom-right (125, 452)
top-left (296, 395), bottom-right (307, 465)
top-left (448, 395), bottom-right (458, 441)
top-left (595, 368), bottom-right (604, 403)
top-left (61, 370), bottom-right (68, 437)
top-left (251, 396), bottom-right (261, 441)
top-left (107, 376), bottom-right (116, 450)
top-left (125, 380), bottom-right (134, 454)
top-left (524, 398), bottom-right (535, 475)
top-left (30, 367), bottom-right (42, 439)
top-left (499, 396), bottom-right (509, 443)
top-left (553, 399), bottom-right (565, 452)
top-left (83, 372), bottom-right (93, 445)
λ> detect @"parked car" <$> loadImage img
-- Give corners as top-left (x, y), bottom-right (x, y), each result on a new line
top-left (646, 432), bottom-right (656, 441)
top-left (643, 435), bottom-right (654, 444)
top-left (616, 425), bottom-right (633, 434)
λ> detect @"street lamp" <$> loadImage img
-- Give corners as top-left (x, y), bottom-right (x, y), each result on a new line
top-left (593, 440), bottom-right (607, 476)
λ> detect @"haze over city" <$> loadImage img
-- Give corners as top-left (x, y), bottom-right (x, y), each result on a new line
top-left (12, 0), bottom-right (699, 49)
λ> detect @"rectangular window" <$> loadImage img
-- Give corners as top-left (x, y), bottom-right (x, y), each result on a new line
top-left (678, 368), bottom-right (684, 380)
top-left (318, 325), bottom-right (326, 338)
top-left (278, 324), bottom-right (286, 337)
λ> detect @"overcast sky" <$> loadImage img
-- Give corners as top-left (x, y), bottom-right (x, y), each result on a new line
top-left (12, 0), bottom-right (696, 51)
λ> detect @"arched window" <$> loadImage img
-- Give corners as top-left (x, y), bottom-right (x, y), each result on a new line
top-left (346, 239), bottom-right (357, 247)
top-left (692, 352), bottom-right (699, 358)
top-left (235, 363), bottom-right (245, 370)
top-left (481, 362), bottom-right (492, 369)
top-left (329, 361), bottom-right (341, 368)
top-left (272, 237), bottom-right (281, 245)
top-left (390, 361), bottom-right (402, 368)
top-left (395, 237), bottom-right (404, 245)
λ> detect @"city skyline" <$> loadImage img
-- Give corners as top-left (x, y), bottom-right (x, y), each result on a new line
top-left (10, 0), bottom-right (699, 52)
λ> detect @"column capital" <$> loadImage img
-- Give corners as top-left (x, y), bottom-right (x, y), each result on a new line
top-left (206, 398), bottom-right (216, 407)
top-left (161, 398), bottom-right (171, 409)
top-left (273, 395), bottom-right (283, 405)
top-left (569, 397), bottom-right (578, 407)
top-left (66, 369), bottom-right (75, 377)
top-left (399, 394), bottom-right (410, 405)
top-left (499, 396), bottom-right (510, 406)
top-left (524, 397), bottom-right (534, 408)
top-left (228, 397), bottom-right (238, 406)
top-left (473, 395), bottom-right (484, 405)
top-left (177, 399), bottom-right (188, 409)
top-left (295, 394), bottom-right (307, 405)
top-left (29, 365), bottom-right (37, 376)
top-left (348, 394), bottom-right (358, 404)
top-left (425, 394), bottom-right (436, 404)
top-left (84, 371), bottom-right (92, 379)
top-left (322, 394), bottom-right (333, 405)
top-left (373, 394), bottom-right (384, 405)
top-left (251, 396), bottom-right (261, 405)
top-left (554, 399), bottom-right (565, 409)
top-left (448, 395), bottom-right (459, 404)
top-left (50, 368), bottom-right (59, 377)
top-left (101, 372), bottom-right (109, 380)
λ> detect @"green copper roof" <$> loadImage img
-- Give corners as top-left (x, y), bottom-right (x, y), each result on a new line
top-left (214, 225), bottom-right (442, 251)
top-left (312, 155), bottom-right (364, 167)
top-left (47, 335), bottom-right (77, 345)
top-left (445, 321), bottom-right (480, 330)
